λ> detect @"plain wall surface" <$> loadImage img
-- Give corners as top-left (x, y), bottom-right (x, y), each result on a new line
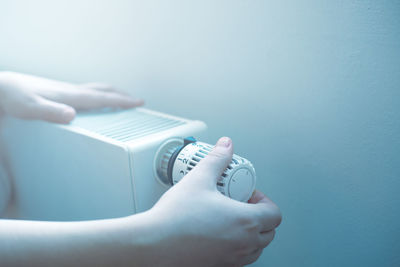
top-left (1, 1), bottom-right (399, 266)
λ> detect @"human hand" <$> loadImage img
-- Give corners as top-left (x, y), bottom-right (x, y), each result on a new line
top-left (0, 71), bottom-right (143, 124)
top-left (146, 137), bottom-right (282, 267)
top-left (0, 137), bottom-right (280, 267)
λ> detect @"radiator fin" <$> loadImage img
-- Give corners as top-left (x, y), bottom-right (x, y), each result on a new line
top-left (71, 109), bottom-right (186, 142)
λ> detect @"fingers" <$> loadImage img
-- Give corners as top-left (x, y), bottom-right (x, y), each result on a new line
top-left (238, 225), bottom-right (276, 265)
top-left (258, 230), bottom-right (275, 248)
top-left (42, 82), bottom-right (144, 110)
top-left (56, 89), bottom-right (144, 110)
top-left (188, 137), bottom-right (233, 189)
top-left (22, 98), bottom-right (76, 124)
top-left (247, 190), bottom-right (282, 232)
top-left (80, 82), bottom-right (121, 93)
top-left (241, 248), bottom-right (263, 266)
top-left (248, 190), bottom-right (270, 204)
top-left (256, 204), bottom-right (282, 233)
top-left (83, 90), bottom-right (144, 109)
top-left (240, 231), bottom-right (274, 265)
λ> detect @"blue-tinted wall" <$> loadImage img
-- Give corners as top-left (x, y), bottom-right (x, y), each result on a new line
top-left (1, 1), bottom-right (399, 266)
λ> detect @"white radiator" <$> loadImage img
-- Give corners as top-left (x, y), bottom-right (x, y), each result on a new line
top-left (0, 108), bottom-right (207, 221)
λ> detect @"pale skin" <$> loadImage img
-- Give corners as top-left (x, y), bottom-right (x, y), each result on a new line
top-left (0, 71), bottom-right (282, 267)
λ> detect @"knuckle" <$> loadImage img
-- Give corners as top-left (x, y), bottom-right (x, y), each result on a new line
top-left (271, 205), bottom-right (283, 227)
top-left (259, 230), bottom-right (275, 248)
top-left (260, 203), bottom-right (282, 228)
top-left (231, 233), bottom-right (252, 251)
top-left (233, 245), bottom-right (260, 266)
top-left (247, 249), bottom-right (263, 265)
top-left (235, 212), bottom-right (257, 229)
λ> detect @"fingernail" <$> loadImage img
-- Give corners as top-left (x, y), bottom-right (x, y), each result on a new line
top-left (62, 107), bottom-right (76, 122)
top-left (217, 137), bottom-right (231, 148)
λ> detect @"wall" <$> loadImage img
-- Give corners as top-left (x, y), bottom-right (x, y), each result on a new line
top-left (1, 1), bottom-right (399, 266)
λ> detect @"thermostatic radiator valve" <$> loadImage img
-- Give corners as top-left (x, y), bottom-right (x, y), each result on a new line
top-left (154, 137), bottom-right (256, 202)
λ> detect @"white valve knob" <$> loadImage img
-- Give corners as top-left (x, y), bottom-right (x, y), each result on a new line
top-left (154, 137), bottom-right (256, 202)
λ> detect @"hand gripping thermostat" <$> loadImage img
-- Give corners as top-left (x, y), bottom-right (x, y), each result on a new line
top-left (154, 137), bottom-right (256, 202)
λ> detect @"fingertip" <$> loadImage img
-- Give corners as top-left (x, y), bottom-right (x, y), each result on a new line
top-left (61, 107), bottom-right (76, 124)
top-left (188, 137), bottom-right (234, 189)
top-left (212, 137), bottom-right (233, 157)
top-left (216, 137), bottom-right (232, 148)
top-left (108, 93), bottom-right (145, 109)
top-left (119, 99), bottom-right (144, 109)
top-left (248, 190), bottom-right (282, 227)
top-left (276, 209), bottom-right (283, 228)
top-left (30, 98), bottom-right (77, 124)
top-left (248, 190), bottom-right (265, 204)
top-left (248, 190), bottom-right (277, 205)
top-left (130, 98), bottom-right (145, 107)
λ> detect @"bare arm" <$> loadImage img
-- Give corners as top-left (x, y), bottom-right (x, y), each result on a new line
top-left (0, 73), bottom-right (281, 266)
top-left (0, 138), bottom-right (281, 267)
top-left (0, 213), bottom-right (161, 266)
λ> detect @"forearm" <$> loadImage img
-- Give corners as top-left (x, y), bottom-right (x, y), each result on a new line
top-left (0, 211), bottom-right (160, 267)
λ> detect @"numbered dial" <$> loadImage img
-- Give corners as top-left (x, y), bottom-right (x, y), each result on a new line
top-left (155, 137), bottom-right (256, 202)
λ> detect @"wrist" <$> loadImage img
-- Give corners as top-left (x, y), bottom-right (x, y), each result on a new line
top-left (101, 210), bottom-right (170, 266)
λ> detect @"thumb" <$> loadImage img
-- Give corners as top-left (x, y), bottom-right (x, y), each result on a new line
top-left (24, 98), bottom-right (76, 124)
top-left (189, 137), bottom-right (233, 189)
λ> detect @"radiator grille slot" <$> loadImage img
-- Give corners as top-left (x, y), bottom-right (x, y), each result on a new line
top-left (71, 109), bottom-right (186, 142)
